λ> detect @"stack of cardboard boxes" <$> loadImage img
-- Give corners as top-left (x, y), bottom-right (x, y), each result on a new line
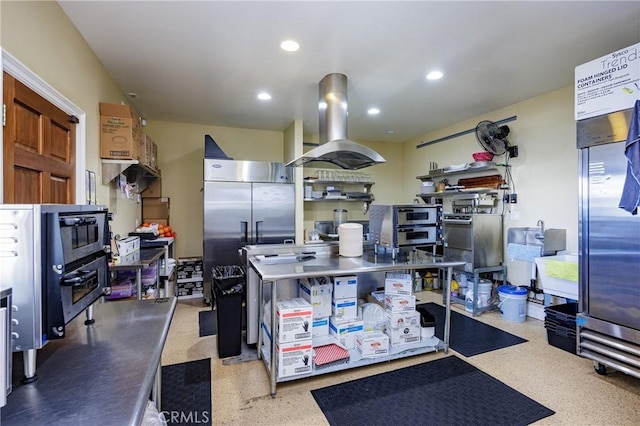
top-left (262, 298), bottom-right (314, 379)
top-left (384, 273), bottom-right (421, 348)
top-left (329, 276), bottom-right (364, 350)
top-left (176, 257), bottom-right (204, 298)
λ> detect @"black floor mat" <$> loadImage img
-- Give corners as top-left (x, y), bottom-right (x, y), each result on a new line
top-left (161, 358), bottom-right (212, 425)
top-left (418, 302), bottom-right (527, 357)
top-left (312, 356), bottom-right (554, 426)
top-left (198, 310), bottom-right (216, 337)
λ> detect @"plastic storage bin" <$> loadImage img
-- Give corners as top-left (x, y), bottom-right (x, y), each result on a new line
top-left (544, 302), bottom-right (578, 355)
top-left (213, 265), bottom-right (245, 358)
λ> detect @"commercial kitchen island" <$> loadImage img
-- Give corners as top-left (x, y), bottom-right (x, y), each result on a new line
top-left (247, 244), bottom-right (465, 396)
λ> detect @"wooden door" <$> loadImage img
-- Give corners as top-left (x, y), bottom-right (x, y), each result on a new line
top-left (3, 72), bottom-right (76, 204)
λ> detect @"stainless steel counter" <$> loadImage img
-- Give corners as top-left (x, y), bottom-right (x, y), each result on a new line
top-left (1, 297), bottom-right (177, 426)
top-left (248, 247), bottom-right (465, 395)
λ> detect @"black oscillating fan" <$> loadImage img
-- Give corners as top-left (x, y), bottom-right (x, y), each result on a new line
top-left (475, 120), bottom-right (511, 156)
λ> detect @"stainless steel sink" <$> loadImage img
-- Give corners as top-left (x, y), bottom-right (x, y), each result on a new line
top-left (507, 227), bottom-right (566, 254)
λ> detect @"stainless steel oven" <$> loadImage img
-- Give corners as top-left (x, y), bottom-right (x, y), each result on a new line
top-left (0, 204), bottom-right (110, 382)
top-left (443, 213), bottom-right (503, 272)
top-left (369, 204), bottom-right (443, 250)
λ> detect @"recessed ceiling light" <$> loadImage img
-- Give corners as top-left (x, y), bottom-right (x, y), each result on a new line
top-left (127, 92), bottom-right (138, 98)
top-left (367, 108), bottom-right (380, 115)
top-left (280, 40), bottom-right (300, 52)
top-left (426, 71), bottom-right (443, 80)
top-left (257, 92), bottom-right (272, 101)
top-left (386, 130), bottom-right (396, 134)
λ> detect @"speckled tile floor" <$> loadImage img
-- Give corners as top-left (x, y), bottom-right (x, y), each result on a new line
top-left (161, 291), bottom-right (639, 425)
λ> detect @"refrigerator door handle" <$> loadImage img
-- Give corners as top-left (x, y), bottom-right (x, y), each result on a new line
top-left (255, 220), bottom-right (264, 244)
top-left (241, 221), bottom-right (249, 244)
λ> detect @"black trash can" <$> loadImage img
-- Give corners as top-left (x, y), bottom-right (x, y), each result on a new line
top-left (213, 265), bottom-right (245, 358)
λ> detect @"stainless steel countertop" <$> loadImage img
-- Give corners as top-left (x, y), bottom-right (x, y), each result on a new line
top-left (249, 248), bottom-right (465, 281)
top-left (1, 297), bottom-right (177, 426)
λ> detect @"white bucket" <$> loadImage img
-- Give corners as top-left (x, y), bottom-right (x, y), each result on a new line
top-left (498, 285), bottom-right (528, 322)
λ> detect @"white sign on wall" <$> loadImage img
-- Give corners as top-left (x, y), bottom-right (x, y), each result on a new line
top-left (575, 42), bottom-right (640, 120)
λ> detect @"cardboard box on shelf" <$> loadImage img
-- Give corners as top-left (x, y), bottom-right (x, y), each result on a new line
top-left (329, 317), bottom-right (364, 349)
top-left (331, 297), bottom-right (358, 320)
top-left (333, 275), bottom-right (358, 299)
top-left (142, 197), bottom-right (170, 224)
top-left (141, 133), bottom-right (158, 171)
top-left (141, 175), bottom-right (162, 198)
top-left (276, 339), bottom-right (313, 378)
top-left (276, 298), bottom-right (313, 343)
top-left (312, 317), bottom-right (330, 338)
top-left (386, 322), bottom-right (421, 347)
top-left (99, 102), bottom-right (143, 160)
top-left (385, 294), bottom-right (416, 313)
top-left (356, 332), bottom-right (389, 358)
top-left (384, 272), bottom-right (413, 296)
top-left (299, 278), bottom-right (333, 319)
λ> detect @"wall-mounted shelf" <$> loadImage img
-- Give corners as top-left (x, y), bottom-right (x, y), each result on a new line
top-left (417, 162), bottom-right (500, 181)
top-left (101, 159), bottom-right (160, 193)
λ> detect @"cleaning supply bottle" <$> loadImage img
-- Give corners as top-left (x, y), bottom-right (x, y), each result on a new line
top-left (465, 289), bottom-right (474, 312)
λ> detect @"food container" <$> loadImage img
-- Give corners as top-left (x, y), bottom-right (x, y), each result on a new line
top-left (472, 151), bottom-right (495, 162)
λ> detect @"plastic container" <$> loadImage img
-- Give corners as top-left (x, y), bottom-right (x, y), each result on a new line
top-left (544, 321), bottom-right (577, 354)
top-left (465, 290), bottom-right (474, 312)
top-left (544, 302), bottom-right (578, 326)
top-left (497, 285), bottom-right (528, 322)
top-left (476, 280), bottom-right (493, 308)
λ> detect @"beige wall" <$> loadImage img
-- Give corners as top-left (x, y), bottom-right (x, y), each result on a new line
top-left (144, 120), bottom-right (286, 258)
top-left (1, 1), bottom-right (139, 237)
top-left (402, 86), bottom-right (579, 257)
top-left (2, 1), bottom-right (579, 279)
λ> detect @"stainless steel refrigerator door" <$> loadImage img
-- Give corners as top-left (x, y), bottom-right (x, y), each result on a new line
top-left (582, 142), bottom-right (640, 330)
top-left (203, 181), bottom-right (252, 299)
top-left (252, 183), bottom-right (295, 244)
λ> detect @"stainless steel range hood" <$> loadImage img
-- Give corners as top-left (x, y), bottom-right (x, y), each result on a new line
top-left (287, 73), bottom-right (386, 170)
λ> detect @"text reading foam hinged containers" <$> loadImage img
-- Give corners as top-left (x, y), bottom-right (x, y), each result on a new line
top-left (497, 285), bottom-right (528, 323)
top-left (544, 302), bottom-right (578, 354)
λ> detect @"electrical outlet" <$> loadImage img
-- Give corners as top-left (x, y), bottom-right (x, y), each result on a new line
top-left (510, 193), bottom-right (518, 203)
top-left (503, 193), bottom-right (510, 203)
top-left (508, 145), bottom-right (519, 158)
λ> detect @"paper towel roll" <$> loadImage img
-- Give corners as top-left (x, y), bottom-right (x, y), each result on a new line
top-left (338, 223), bottom-right (363, 257)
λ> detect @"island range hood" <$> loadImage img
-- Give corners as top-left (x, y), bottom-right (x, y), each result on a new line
top-left (287, 73), bottom-right (386, 170)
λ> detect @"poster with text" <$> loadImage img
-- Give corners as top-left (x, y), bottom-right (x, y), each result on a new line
top-left (575, 42), bottom-right (639, 120)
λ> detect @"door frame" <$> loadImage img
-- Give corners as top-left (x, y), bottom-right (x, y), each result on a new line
top-left (1, 48), bottom-right (86, 204)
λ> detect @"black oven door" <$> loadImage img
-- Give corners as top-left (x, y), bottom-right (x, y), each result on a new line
top-left (44, 254), bottom-right (107, 341)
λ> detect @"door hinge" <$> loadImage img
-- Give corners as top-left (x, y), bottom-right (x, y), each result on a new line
top-left (2, 104), bottom-right (6, 127)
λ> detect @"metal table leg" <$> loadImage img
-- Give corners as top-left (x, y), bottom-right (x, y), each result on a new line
top-left (270, 279), bottom-right (277, 397)
top-left (444, 266), bottom-right (452, 354)
top-left (137, 269), bottom-right (142, 300)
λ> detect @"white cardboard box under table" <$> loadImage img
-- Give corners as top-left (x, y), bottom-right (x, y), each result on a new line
top-left (299, 279), bottom-right (333, 319)
top-left (333, 275), bottom-right (358, 299)
top-left (329, 317), bottom-right (364, 349)
top-left (331, 297), bottom-right (358, 320)
top-left (384, 272), bottom-right (413, 296)
top-left (276, 298), bottom-right (313, 343)
top-left (356, 332), bottom-right (390, 358)
top-left (385, 294), bottom-right (416, 313)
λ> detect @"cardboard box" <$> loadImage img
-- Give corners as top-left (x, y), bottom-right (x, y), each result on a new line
top-left (115, 236), bottom-right (140, 257)
top-left (386, 322), bottom-right (421, 347)
top-left (329, 317), bottom-right (364, 349)
top-left (276, 339), bottom-right (313, 378)
top-left (99, 103), bottom-right (143, 160)
top-left (299, 279), bottom-right (333, 319)
top-left (385, 310), bottom-right (420, 329)
top-left (142, 197), bottom-right (170, 224)
top-left (384, 272), bottom-right (413, 296)
top-left (385, 294), bottom-right (416, 313)
top-left (141, 133), bottom-right (158, 170)
top-left (331, 297), bottom-right (358, 320)
top-left (312, 317), bottom-right (330, 338)
top-left (142, 175), bottom-right (162, 198)
top-left (333, 275), bottom-right (358, 299)
top-left (356, 332), bottom-right (389, 358)
top-left (276, 298), bottom-right (313, 343)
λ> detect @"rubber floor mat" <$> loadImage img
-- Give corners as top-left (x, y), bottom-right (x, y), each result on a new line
top-left (161, 358), bottom-right (212, 425)
top-left (418, 302), bottom-right (527, 357)
top-left (311, 355), bottom-right (554, 426)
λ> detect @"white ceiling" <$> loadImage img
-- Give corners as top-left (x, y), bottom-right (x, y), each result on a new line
top-left (58, 1), bottom-right (640, 144)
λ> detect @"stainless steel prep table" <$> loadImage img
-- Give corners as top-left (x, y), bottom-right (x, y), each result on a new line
top-left (1, 297), bottom-right (176, 425)
top-left (248, 248), bottom-right (465, 395)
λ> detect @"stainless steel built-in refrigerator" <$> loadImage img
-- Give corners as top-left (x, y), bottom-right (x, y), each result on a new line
top-left (203, 159), bottom-right (295, 303)
top-left (577, 107), bottom-right (640, 379)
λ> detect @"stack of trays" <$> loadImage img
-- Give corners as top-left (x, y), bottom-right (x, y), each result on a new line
top-left (544, 302), bottom-right (578, 355)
